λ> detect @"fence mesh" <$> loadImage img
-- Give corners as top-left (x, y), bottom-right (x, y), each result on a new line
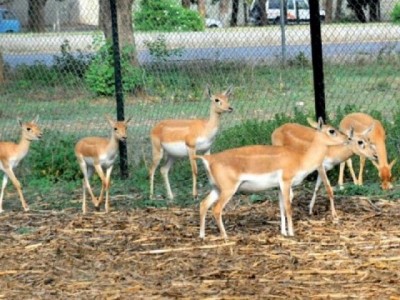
top-left (0, 0), bottom-right (399, 207)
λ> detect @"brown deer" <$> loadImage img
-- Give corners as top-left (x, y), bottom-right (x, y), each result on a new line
top-left (149, 86), bottom-right (233, 200)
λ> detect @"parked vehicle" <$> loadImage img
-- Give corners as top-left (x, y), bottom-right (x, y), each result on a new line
top-left (0, 8), bottom-right (21, 33)
top-left (250, 0), bottom-right (325, 25)
top-left (206, 18), bottom-right (223, 28)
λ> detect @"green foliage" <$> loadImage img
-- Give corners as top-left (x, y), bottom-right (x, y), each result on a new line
top-left (135, 0), bottom-right (204, 32)
top-left (85, 42), bottom-right (145, 96)
top-left (53, 40), bottom-right (93, 78)
top-left (26, 130), bottom-right (81, 183)
top-left (213, 109), bottom-right (309, 151)
top-left (391, 3), bottom-right (400, 23)
top-left (144, 35), bottom-right (184, 62)
top-left (11, 63), bottom-right (61, 88)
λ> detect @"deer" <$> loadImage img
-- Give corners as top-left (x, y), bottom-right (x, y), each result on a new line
top-left (0, 116), bottom-right (42, 213)
top-left (196, 118), bottom-right (348, 239)
top-left (271, 122), bottom-right (378, 218)
top-left (75, 115), bottom-right (131, 214)
top-left (339, 112), bottom-right (396, 190)
top-left (149, 85), bottom-right (233, 201)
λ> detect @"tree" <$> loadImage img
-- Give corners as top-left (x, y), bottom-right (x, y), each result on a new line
top-left (258, 0), bottom-right (268, 25)
top-left (99, 0), bottom-right (138, 66)
top-left (198, 0), bottom-right (206, 17)
top-left (347, 0), bottom-right (380, 22)
top-left (230, 0), bottom-right (239, 26)
top-left (0, 50), bottom-right (4, 84)
top-left (28, 0), bottom-right (48, 32)
top-left (335, 0), bottom-right (344, 20)
top-left (325, 0), bottom-right (333, 22)
top-left (182, 0), bottom-right (191, 8)
top-left (220, 0), bottom-right (231, 27)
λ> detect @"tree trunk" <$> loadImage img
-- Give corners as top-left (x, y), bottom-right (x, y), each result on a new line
top-left (28, 0), bottom-right (47, 32)
top-left (335, 0), bottom-right (343, 20)
top-left (325, 0), bottom-right (333, 22)
top-left (220, 0), bottom-right (231, 27)
top-left (99, 0), bottom-right (138, 66)
top-left (259, 0), bottom-right (268, 25)
top-left (182, 0), bottom-right (191, 8)
top-left (198, 0), bottom-right (206, 17)
top-left (0, 50), bottom-right (4, 84)
top-left (230, 0), bottom-right (239, 26)
top-left (369, 0), bottom-right (380, 21)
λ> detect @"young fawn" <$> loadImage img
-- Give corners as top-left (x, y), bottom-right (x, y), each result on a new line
top-left (75, 115), bottom-right (131, 214)
top-left (339, 112), bottom-right (396, 190)
top-left (196, 118), bottom-right (347, 238)
top-left (271, 122), bottom-right (377, 218)
top-left (0, 116), bottom-right (42, 212)
top-left (149, 86), bottom-right (233, 200)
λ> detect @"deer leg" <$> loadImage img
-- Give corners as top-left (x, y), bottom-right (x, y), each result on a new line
top-left (309, 173), bottom-right (322, 216)
top-left (317, 166), bottom-right (337, 219)
top-left (3, 167), bottom-right (29, 212)
top-left (338, 161), bottom-right (346, 189)
top-left (358, 156), bottom-right (366, 186)
top-left (0, 174), bottom-right (9, 213)
top-left (104, 166), bottom-right (113, 213)
top-left (78, 160), bottom-right (97, 213)
top-left (280, 181), bottom-right (294, 237)
top-left (94, 163), bottom-right (107, 207)
top-left (149, 139), bottom-right (163, 199)
top-left (212, 187), bottom-right (237, 240)
top-left (346, 158), bottom-right (358, 185)
top-left (187, 147), bottom-right (198, 200)
top-left (160, 155), bottom-right (176, 200)
top-left (199, 188), bottom-right (219, 239)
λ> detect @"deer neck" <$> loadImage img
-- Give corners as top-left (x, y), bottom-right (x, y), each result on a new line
top-left (16, 135), bottom-right (32, 159)
top-left (376, 143), bottom-right (389, 167)
top-left (299, 134), bottom-right (330, 172)
top-left (206, 106), bottom-right (221, 133)
top-left (107, 131), bottom-right (120, 154)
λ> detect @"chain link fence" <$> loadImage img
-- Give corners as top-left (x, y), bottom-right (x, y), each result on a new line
top-left (0, 0), bottom-right (399, 207)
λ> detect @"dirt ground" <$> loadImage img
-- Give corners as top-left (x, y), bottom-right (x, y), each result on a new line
top-left (0, 196), bottom-right (399, 299)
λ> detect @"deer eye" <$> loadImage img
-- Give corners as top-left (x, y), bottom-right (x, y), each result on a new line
top-left (214, 98), bottom-right (220, 103)
top-left (27, 127), bottom-right (31, 131)
top-left (357, 140), bottom-right (364, 146)
top-left (114, 127), bottom-right (118, 131)
top-left (328, 129), bottom-right (336, 135)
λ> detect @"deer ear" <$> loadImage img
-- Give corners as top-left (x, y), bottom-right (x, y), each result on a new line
top-left (307, 117), bottom-right (319, 129)
top-left (17, 117), bottom-right (23, 127)
top-left (347, 126), bottom-right (354, 139)
top-left (361, 124), bottom-right (374, 136)
top-left (124, 117), bottom-right (132, 125)
top-left (206, 85), bottom-right (212, 99)
top-left (389, 159), bottom-right (397, 169)
top-left (105, 114), bottom-right (114, 127)
top-left (224, 85), bottom-right (233, 96)
top-left (32, 115), bottom-right (39, 124)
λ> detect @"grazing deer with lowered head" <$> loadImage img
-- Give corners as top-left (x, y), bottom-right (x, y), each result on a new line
top-left (271, 122), bottom-right (378, 218)
top-left (0, 116), bottom-right (42, 212)
top-left (75, 115), bottom-right (131, 214)
top-left (196, 118), bottom-right (347, 239)
top-left (149, 86), bottom-right (233, 200)
top-left (339, 112), bottom-right (396, 190)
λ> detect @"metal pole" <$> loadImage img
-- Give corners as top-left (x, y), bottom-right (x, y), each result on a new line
top-left (309, 0), bottom-right (326, 121)
top-left (279, 0), bottom-right (287, 65)
top-left (109, 0), bottom-right (129, 178)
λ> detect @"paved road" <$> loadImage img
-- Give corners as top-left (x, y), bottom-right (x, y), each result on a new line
top-left (2, 24), bottom-right (399, 66)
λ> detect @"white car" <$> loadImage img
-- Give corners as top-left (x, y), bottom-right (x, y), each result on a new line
top-left (206, 18), bottom-right (223, 28)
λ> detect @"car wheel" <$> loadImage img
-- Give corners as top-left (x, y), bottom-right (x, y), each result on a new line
top-left (273, 17), bottom-right (280, 25)
top-left (208, 24), bottom-right (218, 28)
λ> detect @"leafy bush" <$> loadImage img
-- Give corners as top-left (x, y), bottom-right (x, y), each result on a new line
top-left (85, 42), bottom-right (145, 96)
top-left (26, 130), bottom-right (81, 183)
top-left (144, 35), bottom-right (184, 62)
top-left (135, 0), bottom-right (204, 32)
top-left (391, 2), bottom-right (400, 23)
top-left (12, 62), bottom-right (61, 88)
top-left (213, 109), bottom-right (309, 151)
top-left (53, 40), bottom-right (93, 78)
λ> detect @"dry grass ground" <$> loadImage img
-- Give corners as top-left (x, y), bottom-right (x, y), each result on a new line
top-left (0, 196), bottom-right (399, 299)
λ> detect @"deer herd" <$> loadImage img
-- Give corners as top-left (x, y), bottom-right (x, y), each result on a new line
top-left (0, 87), bottom-right (397, 239)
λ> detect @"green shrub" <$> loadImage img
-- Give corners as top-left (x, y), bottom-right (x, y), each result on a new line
top-left (391, 2), bottom-right (400, 23)
top-left (53, 40), bottom-right (93, 78)
top-left (213, 109), bottom-right (309, 151)
top-left (26, 130), bottom-right (81, 183)
top-left (144, 35), bottom-right (184, 62)
top-left (85, 42), bottom-right (145, 96)
top-left (135, 0), bottom-right (204, 32)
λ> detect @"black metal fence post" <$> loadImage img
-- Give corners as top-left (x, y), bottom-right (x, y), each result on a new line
top-left (309, 0), bottom-right (326, 122)
top-left (109, 0), bottom-right (129, 178)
